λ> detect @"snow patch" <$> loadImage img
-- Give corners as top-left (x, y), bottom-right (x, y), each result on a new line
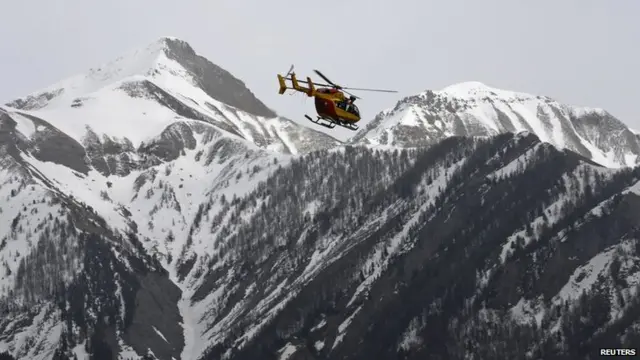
top-left (439, 81), bottom-right (530, 100)
top-left (487, 143), bottom-right (541, 180)
top-left (152, 326), bottom-right (169, 343)
top-left (332, 306), bottom-right (362, 350)
top-left (555, 248), bottom-right (614, 303)
top-left (10, 112), bottom-right (37, 138)
top-left (278, 343), bottom-right (298, 360)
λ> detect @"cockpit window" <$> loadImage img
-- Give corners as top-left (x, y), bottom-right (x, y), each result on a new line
top-left (337, 100), bottom-right (360, 116)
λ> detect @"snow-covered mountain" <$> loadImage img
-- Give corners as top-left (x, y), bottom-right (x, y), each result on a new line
top-left (2, 37), bottom-right (640, 360)
top-left (5, 36), bottom-right (340, 157)
top-left (351, 81), bottom-right (640, 168)
top-left (0, 36), bottom-right (337, 360)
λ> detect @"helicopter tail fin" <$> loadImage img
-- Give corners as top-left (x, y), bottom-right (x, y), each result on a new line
top-left (305, 77), bottom-right (315, 97)
top-left (277, 74), bottom-right (287, 94)
top-left (290, 73), bottom-right (301, 91)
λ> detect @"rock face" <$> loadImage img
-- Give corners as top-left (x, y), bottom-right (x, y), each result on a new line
top-left (2, 37), bottom-right (640, 360)
top-left (161, 37), bottom-right (276, 118)
top-left (351, 81), bottom-right (640, 168)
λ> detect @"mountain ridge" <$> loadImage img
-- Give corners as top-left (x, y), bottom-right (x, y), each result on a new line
top-left (7, 37), bottom-right (275, 119)
top-left (7, 37), bottom-right (637, 170)
top-left (350, 80), bottom-right (640, 168)
top-left (4, 36), bottom-right (341, 158)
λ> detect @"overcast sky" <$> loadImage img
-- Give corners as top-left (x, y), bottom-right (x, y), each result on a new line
top-left (1, 0), bottom-right (638, 141)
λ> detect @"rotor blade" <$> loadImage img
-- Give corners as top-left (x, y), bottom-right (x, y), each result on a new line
top-left (313, 69), bottom-right (339, 87)
top-left (340, 86), bottom-right (398, 93)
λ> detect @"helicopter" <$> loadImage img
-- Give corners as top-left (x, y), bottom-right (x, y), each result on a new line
top-left (277, 65), bottom-right (397, 131)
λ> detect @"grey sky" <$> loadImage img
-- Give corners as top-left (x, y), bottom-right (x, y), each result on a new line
top-left (1, 0), bottom-right (638, 141)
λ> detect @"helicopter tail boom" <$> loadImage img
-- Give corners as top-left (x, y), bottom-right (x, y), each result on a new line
top-left (278, 72), bottom-right (315, 97)
top-left (290, 73), bottom-right (315, 97)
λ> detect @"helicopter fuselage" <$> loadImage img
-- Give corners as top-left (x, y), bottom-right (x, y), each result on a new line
top-left (314, 88), bottom-right (360, 123)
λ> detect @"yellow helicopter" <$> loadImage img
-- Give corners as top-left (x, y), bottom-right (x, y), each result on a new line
top-left (277, 65), bottom-right (397, 131)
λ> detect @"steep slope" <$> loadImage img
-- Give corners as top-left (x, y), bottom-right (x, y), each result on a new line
top-left (159, 131), bottom-right (640, 360)
top-left (0, 110), bottom-right (183, 360)
top-left (4, 107), bottom-right (640, 359)
top-left (351, 81), bottom-right (640, 168)
top-left (0, 37), bottom-right (314, 359)
top-left (0, 104), bottom-right (293, 359)
top-left (210, 135), bottom-right (640, 359)
top-left (5, 37), bottom-right (340, 157)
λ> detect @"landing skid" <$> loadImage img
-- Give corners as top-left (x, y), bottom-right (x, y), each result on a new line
top-left (304, 115), bottom-right (358, 131)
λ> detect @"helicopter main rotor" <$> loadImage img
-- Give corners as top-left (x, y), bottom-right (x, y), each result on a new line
top-left (312, 69), bottom-right (397, 100)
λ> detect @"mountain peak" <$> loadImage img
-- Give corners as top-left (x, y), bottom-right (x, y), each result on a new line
top-left (157, 35), bottom-right (184, 42)
top-left (3, 36), bottom-right (339, 157)
top-left (353, 81), bottom-right (639, 168)
top-left (441, 80), bottom-right (492, 92)
top-left (7, 36), bottom-right (276, 118)
top-left (435, 81), bottom-right (534, 100)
